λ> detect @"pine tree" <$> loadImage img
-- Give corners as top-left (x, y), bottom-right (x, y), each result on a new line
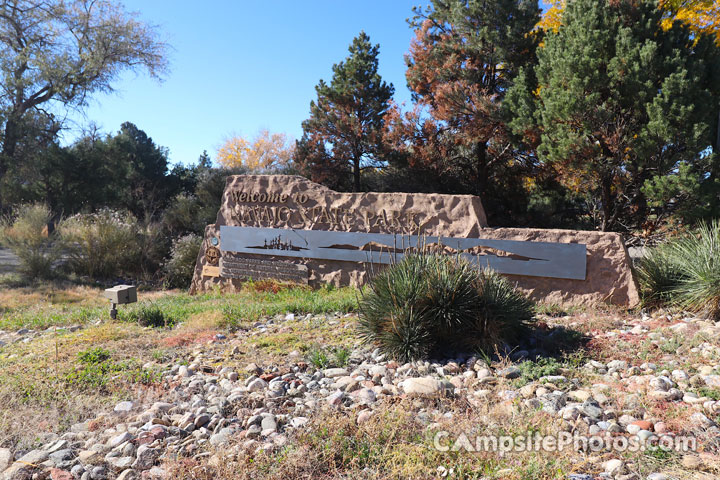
top-left (506, 0), bottom-right (720, 230)
top-left (297, 32), bottom-right (394, 192)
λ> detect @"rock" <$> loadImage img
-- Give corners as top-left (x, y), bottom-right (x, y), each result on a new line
top-left (246, 378), bottom-right (268, 392)
top-left (352, 388), bottom-right (377, 403)
top-left (402, 377), bottom-right (453, 395)
top-left (90, 466), bottom-right (108, 480)
top-left (0, 448), bottom-right (12, 471)
top-left (116, 470), bottom-right (138, 480)
top-left (194, 414), bottom-right (211, 428)
top-left (630, 420), bottom-right (653, 431)
top-left (17, 449), bottom-right (49, 465)
top-left (323, 368), bottom-right (349, 378)
top-left (646, 474), bottom-right (668, 480)
top-left (107, 457), bottom-right (134, 471)
top-left (209, 433), bottom-right (230, 446)
top-left (109, 432), bottom-right (133, 448)
top-left (603, 459), bottom-right (624, 475)
top-left (132, 445), bottom-right (159, 471)
top-left (48, 449), bottom-right (75, 468)
top-left (71, 465), bottom-right (85, 478)
top-left (357, 410), bottom-right (374, 425)
top-left (261, 416), bottom-right (277, 432)
top-left (497, 366), bottom-right (521, 379)
top-left (327, 391), bottom-right (345, 406)
top-left (50, 469), bottom-right (74, 480)
top-left (682, 455), bottom-right (704, 470)
top-left (567, 390), bottom-right (592, 402)
top-left (245, 363), bottom-right (262, 376)
top-left (582, 400), bottom-right (603, 420)
top-left (703, 374), bottom-right (720, 387)
top-left (690, 412), bottom-right (716, 428)
top-left (113, 401), bottom-right (134, 413)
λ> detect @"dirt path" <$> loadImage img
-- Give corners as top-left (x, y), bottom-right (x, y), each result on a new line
top-left (0, 247), bottom-right (19, 274)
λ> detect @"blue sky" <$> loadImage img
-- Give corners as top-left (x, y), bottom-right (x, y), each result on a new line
top-left (64, 0), bottom-right (422, 166)
top-left (65, 1), bottom-right (548, 167)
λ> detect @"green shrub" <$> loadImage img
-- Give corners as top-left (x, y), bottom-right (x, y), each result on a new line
top-left (123, 304), bottom-right (173, 328)
top-left (635, 243), bottom-right (686, 305)
top-left (358, 253), bottom-right (534, 362)
top-left (164, 233), bottom-right (202, 288)
top-left (68, 346), bottom-right (160, 389)
top-left (77, 347), bottom-right (111, 364)
top-left (0, 203), bottom-right (61, 279)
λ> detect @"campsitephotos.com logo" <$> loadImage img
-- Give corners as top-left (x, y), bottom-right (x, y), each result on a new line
top-left (432, 431), bottom-right (697, 454)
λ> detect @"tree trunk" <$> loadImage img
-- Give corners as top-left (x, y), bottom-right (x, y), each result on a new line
top-left (0, 117), bottom-right (19, 211)
top-left (353, 155), bottom-right (360, 192)
top-left (600, 173), bottom-right (613, 232)
top-left (475, 142), bottom-right (490, 221)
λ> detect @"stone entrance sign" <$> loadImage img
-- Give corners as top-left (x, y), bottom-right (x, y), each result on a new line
top-left (190, 175), bottom-right (639, 307)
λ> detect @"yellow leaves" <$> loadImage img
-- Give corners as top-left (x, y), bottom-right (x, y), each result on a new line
top-left (216, 130), bottom-right (295, 171)
top-left (535, 0), bottom-right (565, 34)
top-left (660, 0), bottom-right (720, 46)
top-left (537, 0), bottom-right (720, 46)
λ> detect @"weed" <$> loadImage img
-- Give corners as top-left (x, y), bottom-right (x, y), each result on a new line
top-left (77, 346), bottom-right (111, 364)
top-left (308, 347), bottom-right (330, 369)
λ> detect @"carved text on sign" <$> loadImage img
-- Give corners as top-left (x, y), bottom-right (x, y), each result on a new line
top-left (232, 204), bottom-right (432, 233)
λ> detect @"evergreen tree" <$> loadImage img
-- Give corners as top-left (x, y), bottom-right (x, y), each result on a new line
top-left (297, 32), bottom-right (394, 192)
top-left (507, 0), bottom-right (720, 231)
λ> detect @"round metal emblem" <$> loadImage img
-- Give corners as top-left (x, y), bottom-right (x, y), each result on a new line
top-left (205, 246), bottom-right (221, 266)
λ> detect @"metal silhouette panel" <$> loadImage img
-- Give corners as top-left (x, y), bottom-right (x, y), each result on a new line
top-left (219, 226), bottom-right (587, 280)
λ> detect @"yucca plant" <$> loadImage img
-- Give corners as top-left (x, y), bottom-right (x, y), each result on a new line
top-left (470, 269), bottom-right (535, 349)
top-left (668, 221), bottom-right (720, 318)
top-left (358, 253), bottom-right (534, 362)
top-left (635, 243), bottom-right (686, 306)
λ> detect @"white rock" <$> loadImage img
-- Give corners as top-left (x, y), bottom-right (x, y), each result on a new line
top-left (323, 368), bottom-right (349, 378)
top-left (247, 378), bottom-right (268, 392)
top-left (114, 401), bottom-right (134, 413)
top-left (603, 458), bottom-right (624, 474)
top-left (401, 377), bottom-right (445, 395)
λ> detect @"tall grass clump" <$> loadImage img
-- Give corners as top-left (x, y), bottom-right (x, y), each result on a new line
top-left (58, 209), bottom-right (142, 279)
top-left (638, 221), bottom-right (720, 318)
top-left (358, 253), bottom-right (534, 362)
top-left (164, 233), bottom-right (202, 288)
top-left (0, 203), bottom-right (61, 279)
top-left (668, 221), bottom-right (720, 318)
top-left (635, 243), bottom-right (686, 306)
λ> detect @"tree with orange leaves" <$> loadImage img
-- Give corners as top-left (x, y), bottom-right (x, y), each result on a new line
top-left (383, 0), bottom-right (541, 224)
